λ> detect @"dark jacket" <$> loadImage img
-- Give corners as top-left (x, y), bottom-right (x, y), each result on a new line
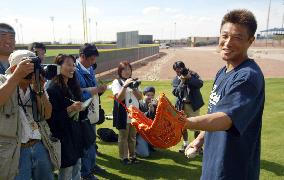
top-left (172, 72), bottom-right (204, 111)
top-left (46, 81), bottom-right (87, 168)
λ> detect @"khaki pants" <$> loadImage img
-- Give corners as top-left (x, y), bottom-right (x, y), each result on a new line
top-left (183, 104), bottom-right (200, 139)
top-left (118, 124), bottom-right (137, 159)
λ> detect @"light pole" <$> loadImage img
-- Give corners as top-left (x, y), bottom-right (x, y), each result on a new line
top-left (282, 13), bottom-right (284, 29)
top-left (68, 25), bottom-right (72, 44)
top-left (20, 23), bottom-right (24, 44)
top-left (281, 1), bottom-right (284, 28)
top-left (14, 19), bottom-right (20, 44)
top-left (89, 18), bottom-right (92, 43)
top-left (82, 0), bottom-right (88, 43)
top-left (266, 0), bottom-right (271, 47)
top-left (174, 22), bottom-right (176, 49)
top-left (96, 21), bottom-right (98, 42)
top-left (50, 16), bottom-right (56, 43)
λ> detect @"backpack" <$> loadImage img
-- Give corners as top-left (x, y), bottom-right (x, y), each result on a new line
top-left (97, 128), bottom-right (118, 142)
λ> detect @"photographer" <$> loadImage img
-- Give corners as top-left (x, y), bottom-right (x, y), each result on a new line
top-left (112, 61), bottom-right (142, 165)
top-left (0, 50), bottom-right (59, 180)
top-left (136, 86), bottom-right (157, 157)
top-left (172, 61), bottom-right (204, 153)
top-left (0, 23), bottom-right (15, 74)
top-left (29, 42), bottom-right (46, 62)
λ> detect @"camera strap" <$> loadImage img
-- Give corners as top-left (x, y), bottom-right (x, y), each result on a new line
top-left (17, 86), bottom-right (32, 115)
top-left (17, 86), bottom-right (42, 124)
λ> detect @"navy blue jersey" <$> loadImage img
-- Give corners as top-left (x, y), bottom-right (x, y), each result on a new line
top-left (201, 59), bottom-right (265, 180)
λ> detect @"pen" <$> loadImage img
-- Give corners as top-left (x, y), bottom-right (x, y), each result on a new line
top-left (65, 97), bottom-right (76, 103)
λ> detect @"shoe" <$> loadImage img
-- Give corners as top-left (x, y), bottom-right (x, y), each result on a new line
top-left (130, 157), bottom-right (141, 164)
top-left (121, 158), bottom-right (132, 165)
top-left (178, 145), bottom-right (187, 153)
top-left (92, 164), bottom-right (107, 174)
top-left (149, 145), bottom-right (156, 152)
top-left (96, 151), bottom-right (103, 156)
top-left (96, 150), bottom-right (103, 156)
top-left (82, 174), bottom-right (98, 180)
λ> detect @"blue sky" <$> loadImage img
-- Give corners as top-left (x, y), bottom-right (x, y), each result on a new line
top-left (0, 0), bottom-right (283, 43)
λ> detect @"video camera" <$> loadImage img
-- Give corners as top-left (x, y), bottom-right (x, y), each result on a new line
top-left (128, 78), bottom-right (141, 89)
top-left (25, 56), bottom-right (60, 80)
top-left (180, 68), bottom-right (189, 76)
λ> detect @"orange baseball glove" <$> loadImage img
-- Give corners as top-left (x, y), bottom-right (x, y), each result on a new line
top-left (126, 93), bottom-right (187, 149)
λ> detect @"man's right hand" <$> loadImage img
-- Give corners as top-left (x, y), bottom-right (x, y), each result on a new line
top-left (98, 85), bottom-right (107, 93)
top-left (90, 85), bottom-right (107, 95)
top-left (13, 59), bottom-right (34, 80)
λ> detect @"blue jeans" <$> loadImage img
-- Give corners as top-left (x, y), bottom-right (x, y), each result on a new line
top-left (59, 159), bottom-right (81, 180)
top-left (136, 134), bottom-right (150, 157)
top-left (14, 141), bottom-right (54, 180)
top-left (81, 144), bottom-right (96, 177)
top-left (81, 124), bottom-right (97, 177)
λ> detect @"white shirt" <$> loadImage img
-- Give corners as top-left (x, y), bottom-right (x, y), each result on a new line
top-left (111, 79), bottom-right (139, 123)
top-left (18, 88), bottom-right (41, 143)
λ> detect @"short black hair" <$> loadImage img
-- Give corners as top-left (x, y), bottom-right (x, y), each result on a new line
top-left (0, 23), bottom-right (15, 34)
top-left (143, 86), bottom-right (155, 95)
top-left (29, 42), bottom-right (46, 52)
top-left (173, 61), bottom-right (185, 70)
top-left (79, 43), bottom-right (99, 58)
top-left (221, 9), bottom-right (257, 38)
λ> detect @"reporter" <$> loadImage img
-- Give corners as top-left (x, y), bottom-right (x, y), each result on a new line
top-left (46, 54), bottom-right (92, 180)
top-left (112, 61), bottom-right (142, 165)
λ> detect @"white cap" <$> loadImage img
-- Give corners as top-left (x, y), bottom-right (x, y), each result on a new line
top-left (5, 50), bottom-right (35, 74)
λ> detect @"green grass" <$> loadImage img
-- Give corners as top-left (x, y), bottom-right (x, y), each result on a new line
top-left (95, 78), bottom-right (284, 180)
top-left (46, 49), bottom-right (80, 56)
top-left (45, 45), bottom-right (159, 57)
